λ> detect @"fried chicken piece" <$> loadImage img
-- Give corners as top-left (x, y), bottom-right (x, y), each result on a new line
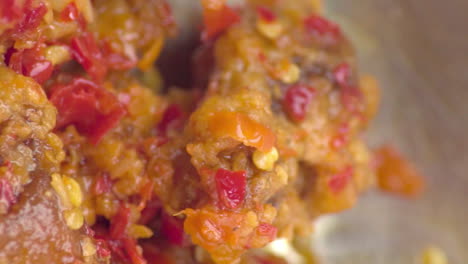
top-left (175, 0), bottom-right (380, 262)
top-left (0, 67), bottom-right (96, 263)
top-left (0, 67), bottom-right (63, 212)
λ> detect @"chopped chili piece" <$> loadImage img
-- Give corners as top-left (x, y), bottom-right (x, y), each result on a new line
top-left (256, 6), bottom-right (276, 23)
top-left (101, 41), bottom-right (136, 71)
top-left (12, 2), bottom-right (47, 35)
top-left (161, 211), bottom-right (186, 246)
top-left (201, 0), bottom-right (240, 41)
top-left (122, 237), bottom-right (147, 264)
top-left (0, 178), bottom-right (16, 212)
top-left (157, 104), bottom-right (184, 136)
top-left (138, 181), bottom-right (155, 210)
top-left (333, 62), bottom-right (352, 88)
top-left (283, 84), bottom-right (316, 122)
top-left (0, 0), bottom-right (20, 22)
top-left (60, 3), bottom-right (79, 22)
top-left (0, 0), bottom-right (23, 23)
top-left (138, 199), bottom-right (161, 225)
top-left (333, 63), bottom-right (362, 112)
top-left (95, 239), bottom-right (111, 258)
top-left (304, 14), bottom-right (341, 39)
top-left (256, 222), bottom-right (277, 241)
top-left (328, 166), bottom-right (353, 193)
top-left (49, 77), bottom-right (126, 144)
top-left (330, 123), bottom-right (350, 149)
top-left (7, 45), bottom-right (54, 84)
top-left (215, 168), bottom-right (247, 209)
top-left (94, 173), bottom-right (113, 195)
top-left (208, 111), bottom-right (276, 152)
top-left (375, 146), bottom-right (424, 198)
top-left (110, 204), bottom-right (131, 240)
top-left (71, 32), bottom-right (108, 82)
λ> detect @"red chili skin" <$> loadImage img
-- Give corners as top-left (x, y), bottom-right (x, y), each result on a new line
top-left (110, 204), bottom-right (131, 240)
top-left (12, 1), bottom-right (47, 36)
top-left (256, 6), bottom-right (276, 23)
top-left (0, 0), bottom-right (23, 23)
top-left (330, 123), bottom-right (350, 149)
top-left (60, 2), bottom-right (79, 22)
top-left (160, 211), bottom-right (187, 246)
top-left (138, 199), bottom-right (162, 226)
top-left (328, 166), bottom-right (354, 193)
top-left (157, 104), bottom-right (184, 136)
top-left (215, 168), bottom-right (247, 210)
top-left (94, 173), bottom-right (113, 196)
top-left (122, 237), bottom-right (147, 264)
top-left (59, 2), bottom-right (87, 29)
top-left (201, 1), bottom-right (240, 42)
top-left (333, 63), bottom-right (363, 113)
top-left (49, 77), bottom-right (126, 145)
top-left (0, 178), bottom-right (16, 212)
top-left (7, 45), bottom-right (54, 84)
top-left (256, 222), bottom-right (277, 241)
top-left (71, 32), bottom-right (108, 82)
top-left (283, 84), bottom-right (316, 123)
top-left (304, 14), bottom-right (342, 40)
top-left (95, 239), bottom-right (111, 259)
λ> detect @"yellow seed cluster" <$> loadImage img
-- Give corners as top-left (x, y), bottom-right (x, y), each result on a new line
top-left (44, 45), bottom-right (71, 65)
top-left (253, 147), bottom-right (279, 171)
top-left (62, 175), bottom-right (83, 208)
top-left (81, 237), bottom-right (97, 257)
top-left (51, 173), bottom-right (72, 208)
top-left (256, 19), bottom-right (284, 39)
top-left (422, 246), bottom-right (448, 264)
top-left (275, 165), bottom-right (289, 185)
top-left (64, 208), bottom-right (84, 230)
top-left (50, 173), bottom-right (84, 230)
top-left (129, 224), bottom-right (154, 239)
top-left (277, 61), bottom-right (301, 84)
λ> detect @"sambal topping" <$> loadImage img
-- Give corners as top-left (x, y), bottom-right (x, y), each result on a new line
top-left (256, 6), bottom-right (277, 23)
top-left (333, 62), bottom-right (352, 88)
top-left (330, 123), bottom-right (350, 149)
top-left (333, 63), bottom-right (363, 113)
top-left (71, 32), bottom-right (108, 82)
top-left (283, 84), bottom-right (316, 122)
top-left (60, 2), bottom-right (80, 22)
top-left (201, 0), bottom-right (240, 41)
top-left (215, 168), bottom-right (247, 210)
top-left (160, 211), bottom-right (187, 246)
top-left (110, 204), bottom-right (131, 240)
top-left (49, 77), bottom-right (126, 144)
top-left (0, 178), bottom-right (16, 213)
top-left (7, 45), bottom-right (54, 84)
top-left (208, 111), bottom-right (276, 152)
top-left (252, 147), bottom-right (279, 171)
top-left (0, 0), bottom-right (23, 23)
top-left (375, 146), bottom-right (425, 198)
top-left (122, 237), bottom-right (147, 264)
top-left (0, 0), bottom-right (424, 263)
top-left (328, 166), bottom-right (354, 193)
top-left (256, 222), bottom-right (277, 241)
top-left (303, 14), bottom-right (342, 40)
top-left (157, 103), bottom-right (185, 136)
top-left (12, 1), bottom-right (47, 36)
top-left (93, 173), bottom-right (113, 196)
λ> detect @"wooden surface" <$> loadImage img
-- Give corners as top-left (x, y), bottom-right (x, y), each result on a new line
top-left (165, 0), bottom-right (468, 262)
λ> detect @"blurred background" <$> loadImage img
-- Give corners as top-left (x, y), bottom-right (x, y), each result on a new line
top-left (165, 0), bottom-right (468, 263)
top-left (318, 1), bottom-right (468, 263)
